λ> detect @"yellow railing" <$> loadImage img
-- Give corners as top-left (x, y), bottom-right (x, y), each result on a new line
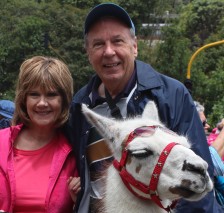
top-left (186, 40), bottom-right (224, 79)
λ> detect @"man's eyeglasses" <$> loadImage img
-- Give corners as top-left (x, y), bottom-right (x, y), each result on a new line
top-left (202, 120), bottom-right (207, 127)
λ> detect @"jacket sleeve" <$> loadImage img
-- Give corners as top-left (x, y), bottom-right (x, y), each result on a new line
top-left (152, 78), bottom-right (223, 212)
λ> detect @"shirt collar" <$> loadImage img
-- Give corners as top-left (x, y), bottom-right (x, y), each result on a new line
top-left (91, 66), bottom-right (137, 107)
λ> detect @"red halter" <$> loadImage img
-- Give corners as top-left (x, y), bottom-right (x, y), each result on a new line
top-left (113, 126), bottom-right (179, 212)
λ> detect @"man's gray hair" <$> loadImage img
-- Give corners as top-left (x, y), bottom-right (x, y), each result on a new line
top-left (194, 101), bottom-right (205, 112)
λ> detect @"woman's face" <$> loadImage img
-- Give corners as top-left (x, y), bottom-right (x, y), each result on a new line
top-left (26, 86), bottom-right (62, 129)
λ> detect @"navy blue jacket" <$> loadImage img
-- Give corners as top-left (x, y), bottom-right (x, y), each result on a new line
top-left (67, 60), bottom-right (222, 212)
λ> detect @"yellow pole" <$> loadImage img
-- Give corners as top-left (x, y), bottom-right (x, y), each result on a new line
top-left (186, 40), bottom-right (224, 79)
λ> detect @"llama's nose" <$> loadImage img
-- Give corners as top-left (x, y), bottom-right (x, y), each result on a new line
top-left (182, 160), bottom-right (207, 178)
top-left (181, 160), bottom-right (211, 194)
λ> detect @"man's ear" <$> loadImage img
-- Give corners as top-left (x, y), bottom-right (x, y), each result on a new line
top-left (133, 36), bottom-right (138, 58)
top-left (87, 51), bottom-right (92, 65)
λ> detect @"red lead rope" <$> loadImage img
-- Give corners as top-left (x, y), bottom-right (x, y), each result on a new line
top-left (113, 142), bottom-right (179, 212)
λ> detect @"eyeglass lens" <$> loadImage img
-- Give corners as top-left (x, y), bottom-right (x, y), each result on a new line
top-left (134, 126), bottom-right (156, 137)
top-left (202, 120), bottom-right (207, 127)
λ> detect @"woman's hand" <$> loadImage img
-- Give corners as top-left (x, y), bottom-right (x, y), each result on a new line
top-left (67, 176), bottom-right (81, 203)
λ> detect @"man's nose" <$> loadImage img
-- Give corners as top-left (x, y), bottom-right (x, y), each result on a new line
top-left (205, 123), bottom-right (210, 130)
top-left (103, 44), bottom-right (115, 56)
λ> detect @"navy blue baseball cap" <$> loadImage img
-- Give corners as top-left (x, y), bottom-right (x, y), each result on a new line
top-left (0, 100), bottom-right (15, 119)
top-left (84, 3), bottom-right (135, 35)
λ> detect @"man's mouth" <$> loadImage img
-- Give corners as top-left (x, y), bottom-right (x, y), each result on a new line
top-left (104, 62), bottom-right (119, 67)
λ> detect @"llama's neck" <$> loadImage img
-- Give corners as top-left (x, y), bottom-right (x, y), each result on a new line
top-left (102, 166), bottom-right (170, 213)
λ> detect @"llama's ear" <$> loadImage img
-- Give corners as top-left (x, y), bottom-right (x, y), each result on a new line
top-left (81, 104), bottom-right (118, 142)
top-left (142, 101), bottom-right (159, 121)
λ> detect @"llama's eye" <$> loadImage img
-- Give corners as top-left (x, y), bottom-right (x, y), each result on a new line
top-left (129, 149), bottom-right (153, 159)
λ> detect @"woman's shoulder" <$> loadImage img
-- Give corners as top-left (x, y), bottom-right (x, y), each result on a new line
top-left (0, 124), bottom-right (23, 144)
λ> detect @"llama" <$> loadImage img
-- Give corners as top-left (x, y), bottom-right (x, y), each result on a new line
top-left (82, 101), bottom-right (213, 213)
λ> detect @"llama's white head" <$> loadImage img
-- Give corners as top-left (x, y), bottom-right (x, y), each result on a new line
top-left (82, 101), bottom-right (213, 207)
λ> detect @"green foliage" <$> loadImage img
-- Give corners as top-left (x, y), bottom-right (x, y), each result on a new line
top-left (178, 0), bottom-right (224, 43)
top-left (137, 40), bottom-right (157, 65)
top-left (154, 0), bottom-right (224, 127)
top-left (0, 0), bottom-right (93, 99)
top-left (57, 0), bottom-right (101, 9)
top-left (153, 26), bottom-right (191, 82)
top-left (208, 96), bottom-right (224, 129)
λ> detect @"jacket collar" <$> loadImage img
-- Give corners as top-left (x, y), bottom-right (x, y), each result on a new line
top-left (8, 124), bottom-right (71, 153)
top-left (81, 60), bottom-right (164, 104)
top-left (9, 124), bottom-right (23, 145)
top-left (135, 60), bottom-right (164, 91)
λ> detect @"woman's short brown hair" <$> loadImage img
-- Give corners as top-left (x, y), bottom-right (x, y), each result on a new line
top-left (12, 56), bottom-right (74, 127)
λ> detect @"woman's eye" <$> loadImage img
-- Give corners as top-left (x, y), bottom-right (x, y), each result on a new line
top-left (129, 149), bottom-right (153, 159)
top-left (47, 92), bottom-right (59, 97)
top-left (28, 92), bottom-right (39, 97)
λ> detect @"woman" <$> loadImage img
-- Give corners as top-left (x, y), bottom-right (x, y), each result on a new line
top-left (0, 56), bottom-right (80, 213)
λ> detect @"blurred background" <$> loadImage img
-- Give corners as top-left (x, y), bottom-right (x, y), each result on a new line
top-left (0, 0), bottom-right (224, 128)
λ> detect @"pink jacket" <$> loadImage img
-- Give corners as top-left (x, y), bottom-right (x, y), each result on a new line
top-left (0, 125), bottom-right (78, 213)
top-left (207, 127), bottom-right (224, 161)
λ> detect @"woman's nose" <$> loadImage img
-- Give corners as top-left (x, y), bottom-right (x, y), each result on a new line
top-left (37, 96), bottom-right (48, 105)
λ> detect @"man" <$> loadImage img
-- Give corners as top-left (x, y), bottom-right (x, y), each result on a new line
top-left (68, 3), bottom-right (222, 212)
top-left (0, 100), bottom-right (14, 129)
top-left (194, 101), bottom-right (210, 135)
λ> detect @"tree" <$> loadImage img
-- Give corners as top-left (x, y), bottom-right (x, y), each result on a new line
top-left (152, 0), bottom-right (224, 127)
top-left (57, 0), bottom-right (101, 9)
top-left (0, 0), bottom-right (91, 99)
